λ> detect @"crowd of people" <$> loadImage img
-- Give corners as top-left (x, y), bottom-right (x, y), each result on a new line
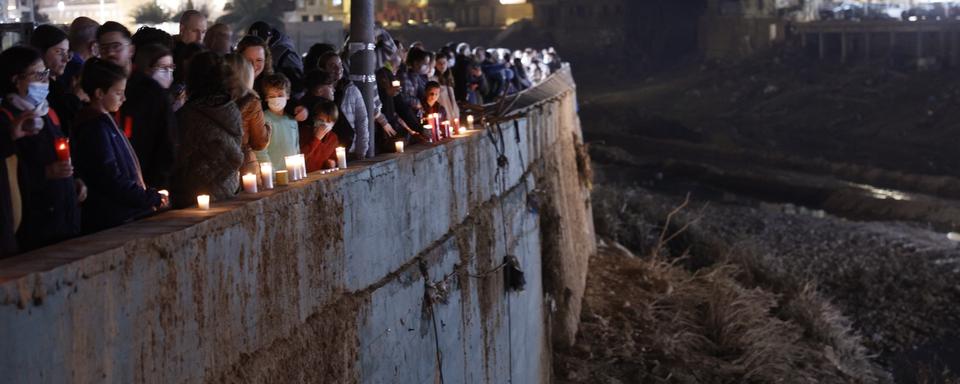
top-left (0, 13), bottom-right (563, 257)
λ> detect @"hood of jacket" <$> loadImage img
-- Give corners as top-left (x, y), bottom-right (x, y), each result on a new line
top-left (179, 94), bottom-right (243, 139)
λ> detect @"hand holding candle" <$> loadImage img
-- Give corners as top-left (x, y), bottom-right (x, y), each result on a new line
top-left (54, 137), bottom-right (70, 162)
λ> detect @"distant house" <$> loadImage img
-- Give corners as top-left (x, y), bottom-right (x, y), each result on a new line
top-left (700, 0), bottom-right (785, 60)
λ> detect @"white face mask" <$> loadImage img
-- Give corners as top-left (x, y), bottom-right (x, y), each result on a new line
top-left (313, 120), bottom-right (334, 130)
top-left (267, 96), bottom-right (287, 112)
top-left (151, 70), bottom-right (173, 89)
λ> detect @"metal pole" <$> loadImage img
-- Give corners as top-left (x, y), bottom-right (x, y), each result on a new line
top-left (349, 0), bottom-right (377, 158)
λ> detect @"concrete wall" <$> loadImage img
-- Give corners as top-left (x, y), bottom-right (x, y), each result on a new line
top-left (0, 68), bottom-right (594, 383)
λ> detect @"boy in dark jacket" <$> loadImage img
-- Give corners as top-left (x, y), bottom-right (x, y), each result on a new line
top-left (72, 58), bottom-right (167, 233)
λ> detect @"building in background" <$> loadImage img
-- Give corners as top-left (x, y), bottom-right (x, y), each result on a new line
top-left (699, 0), bottom-right (785, 60)
top-left (294, 0), bottom-right (348, 22)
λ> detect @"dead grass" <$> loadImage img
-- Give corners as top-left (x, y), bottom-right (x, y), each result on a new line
top-left (556, 185), bottom-right (889, 383)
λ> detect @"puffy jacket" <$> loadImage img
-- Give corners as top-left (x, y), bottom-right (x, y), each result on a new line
top-left (170, 94), bottom-right (244, 208)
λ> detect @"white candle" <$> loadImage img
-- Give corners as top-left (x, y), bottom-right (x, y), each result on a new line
top-left (259, 162), bottom-right (274, 189)
top-left (158, 189), bottom-right (169, 198)
top-left (298, 154), bottom-right (307, 179)
top-left (336, 147), bottom-right (347, 169)
top-left (458, 126), bottom-right (467, 135)
top-left (395, 140), bottom-right (404, 153)
top-left (442, 121), bottom-right (452, 137)
top-left (285, 155), bottom-right (299, 181)
top-left (466, 115), bottom-right (474, 129)
top-left (242, 173), bottom-right (258, 193)
top-left (391, 80), bottom-right (400, 87)
top-left (423, 124), bottom-right (433, 143)
top-left (197, 195), bottom-right (210, 210)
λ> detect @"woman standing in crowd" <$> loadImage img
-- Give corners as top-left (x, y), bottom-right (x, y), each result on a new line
top-left (0, 46), bottom-right (81, 250)
top-left (72, 58), bottom-right (166, 233)
top-left (120, 43), bottom-right (178, 190)
top-left (0, 106), bottom-right (39, 256)
top-left (237, 35), bottom-right (272, 85)
top-left (318, 51), bottom-right (367, 159)
top-left (225, 54), bottom-right (271, 182)
top-left (169, 52), bottom-right (244, 208)
top-left (30, 25), bottom-right (81, 138)
top-left (430, 50), bottom-right (460, 127)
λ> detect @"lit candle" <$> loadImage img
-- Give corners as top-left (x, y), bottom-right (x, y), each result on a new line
top-left (260, 162), bottom-right (274, 189)
top-left (298, 154), bottom-right (307, 179)
top-left (336, 147), bottom-right (347, 169)
top-left (423, 125), bottom-right (434, 143)
top-left (54, 137), bottom-right (70, 162)
top-left (197, 195), bottom-right (210, 210)
top-left (242, 173), bottom-right (258, 193)
top-left (391, 80), bottom-right (400, 88)
top-left (285, 155), bottom-right (299, 181)
top-left (395, 140), bottom-right (404, 153)
top-left (466, 115), bottom-right (474, 130)
top-left (458, 125), bottom-right (467, 135)
top-left (275, 170), bottom-right (289, 186)
top-left (441, 120), bottom-right (451, 138)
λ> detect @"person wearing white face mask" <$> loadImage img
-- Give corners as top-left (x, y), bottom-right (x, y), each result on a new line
top-left (0, 45), bottom-right (82, 251)
top-left (255, 73), bottom-right (300, 172)
top-left (118, 43), bottom-right (178, 190)
top-left (299, 99), bottom-right (341, 172)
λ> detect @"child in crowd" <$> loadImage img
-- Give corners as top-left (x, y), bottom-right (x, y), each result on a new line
top-left (299, 99), bottom-right (340, 172)
top-left (256, 73), bottom-right (300, 172)
top-left (422, 81), bottom-right (448, 140)
top-left (72, 58), bottom-right (167, 233)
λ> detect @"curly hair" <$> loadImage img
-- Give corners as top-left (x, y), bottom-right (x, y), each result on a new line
top-left (236, 35), bottom-right (273, 76)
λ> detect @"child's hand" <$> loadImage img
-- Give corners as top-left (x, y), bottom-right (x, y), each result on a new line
top-left (294, 106), bottom-right (308, 122)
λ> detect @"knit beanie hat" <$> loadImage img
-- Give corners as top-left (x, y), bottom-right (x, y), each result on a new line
top-left (30, 24), bottom-right (68, 53)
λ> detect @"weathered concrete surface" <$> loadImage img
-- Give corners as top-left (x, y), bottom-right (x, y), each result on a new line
top-left (0, 67), bottom-right (593, 384)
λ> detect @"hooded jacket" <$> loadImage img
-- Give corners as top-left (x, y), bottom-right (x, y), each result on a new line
top-left (269, 30), bottom-right (305, 96)
top-left (170, 94), bottom-right (244, 208)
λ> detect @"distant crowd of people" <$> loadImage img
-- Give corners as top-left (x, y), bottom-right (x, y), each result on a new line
top-left (0, 12), bottom-right (563, 257)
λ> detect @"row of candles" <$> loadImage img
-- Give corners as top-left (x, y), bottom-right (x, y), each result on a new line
top-left (52, 112), bottom-right (479, 211)
top-left (201, 147), bottom-right (350, 210)
top-left (423, 115), bottom-right (475, 143)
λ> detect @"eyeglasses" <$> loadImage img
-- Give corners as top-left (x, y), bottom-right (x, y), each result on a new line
top-left (99, 41), bottom-right (129, 53)
top-left (154, 64), bottom-right (176, 73)
top-left (21, 68), bottom-right (50, 81)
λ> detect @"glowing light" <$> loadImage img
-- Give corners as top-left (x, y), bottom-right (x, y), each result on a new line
top-left (56, 1), bottom-right (64, 11)
top-left (499, 0), bottom-right (526, 4)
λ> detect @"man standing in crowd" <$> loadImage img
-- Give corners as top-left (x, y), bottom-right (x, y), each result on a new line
top-left (248, 21), bottom-right (304, 96)
top-left (96, 22), bottom-right (134, 74)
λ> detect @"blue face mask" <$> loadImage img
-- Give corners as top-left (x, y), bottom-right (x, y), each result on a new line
top-left (26, 82), bottom-right (49, 105)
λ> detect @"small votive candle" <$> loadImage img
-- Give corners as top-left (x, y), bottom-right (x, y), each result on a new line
top-left (395, 140), bottom-right (404, 153)
top-left (197, 195), bottom-right (210, 210)
top-left (466, 115), bottom-right (475, 129)
top-left (242, 173), bottom-right (258, 193)
top-left (423, 124), bottom-right (434, 143)
top-left (336, 147), bottom-right (347, 169)
top-left (391, 80), bottom-right (401, 87)
top-left (275, 170), bottom-right (289, 185)
top-left (458, 125), bottom-right (467, 135)
top-left (260, 162), bottom-right (274, 189)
